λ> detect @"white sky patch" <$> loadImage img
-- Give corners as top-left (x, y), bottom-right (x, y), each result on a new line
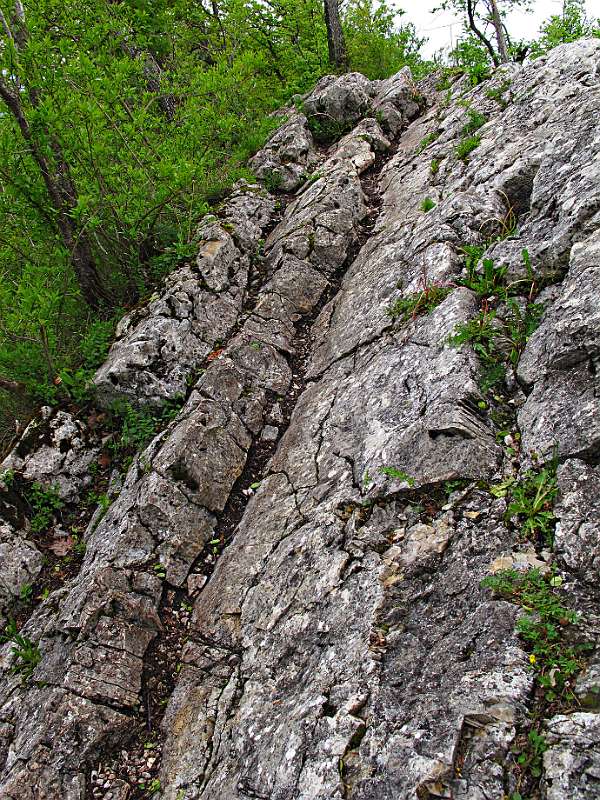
top-left (396, 0), bottom-right (598, 58)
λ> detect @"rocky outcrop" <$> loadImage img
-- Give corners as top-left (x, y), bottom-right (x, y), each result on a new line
top-left (1, 39), bottom-right (600, 800)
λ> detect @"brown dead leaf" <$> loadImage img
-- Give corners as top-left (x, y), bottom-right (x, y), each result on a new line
top-left (48, 536), bottom-right (74, 556)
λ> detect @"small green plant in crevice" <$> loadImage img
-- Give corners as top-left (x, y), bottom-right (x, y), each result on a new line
top-left (27, 482), bottom-right (64, 533)
top-left (505, 463), bottom-right (558, 546)
top-left (387, 283), bottom-right (452, 324)
top-left (485, 79), bottom-right (512, 109)
top-left (420, 196), bottom-right (436, 213)
top-left (417, 130), bottom-right (440, 153)
top-left (19, 583), bottom-right (33, 603)
top-left (514, 728), bottom-right (548, 786)
top-left (449, 298), bottom-right (544, 394)
top-left (305, 170), bottom-right (323, 185)
top-left (86, 490), bottom-right (112, 517)
top-left (461, 108), bottom-right (487, 136)
top-left (0, 619), bottom-right (42, 681)
top-left (260, 168), bottom-right (284, 193)
top-left (306, 113), bottom-right (353, 144)
top-left (456, 134), bottom-right (481, 162)
top-left (1, 468), bottom-right (15, 487)
top-left (481, 568), bottom-right (591, 704)
top-left (459, 246), bottom-right (508, 299)
top-left (430, 158), bottom-right (440, 175)
top-left (109, 396), bottom-right (184, 462)
top-left (378, 466), bottom-right (415, 486)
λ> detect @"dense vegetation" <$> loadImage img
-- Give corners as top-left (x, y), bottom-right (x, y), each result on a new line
top-left (0, 0), bottom-right (598, 445)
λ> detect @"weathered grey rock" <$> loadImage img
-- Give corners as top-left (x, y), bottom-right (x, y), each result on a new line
top-left (94, 185), bottom-right (276, 407)
top-left (302, 72), bottom-right (375, 128)
top-left (1, 408), bottom-right (98, 501)
top-left (372, 66), bottom-right (421, 136)
top-left (518, 229), bottom-right (600, 461)
top-left (250, 113), bottom-right (320, 191)
top-left (0, 522), bottom-right (43, 627)
top-left (542, 713), bottom-right (600, 799)
top-left (0, 117), bottom-right (380, 796)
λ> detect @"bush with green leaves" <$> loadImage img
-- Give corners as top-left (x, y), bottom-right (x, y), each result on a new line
top-left (482, 568), bottom-right (591, 704)
top-left (0, 0), bottom-right (432, 433)
top-left (505, 464), bottom-right (558, 546)
top-left (455, 134), bottom-right (481, 162)
top-left (530, 0), bottom-right (600, 59)
top-left (27, 482), bottom-right (64, 534)
top-left (0, 619), bottom-right (41, 681)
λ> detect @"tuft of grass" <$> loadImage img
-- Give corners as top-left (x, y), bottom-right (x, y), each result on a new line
top-left (420, 196), bottom-right (436, 213)
top-left (505, 464), bottom-right (558, 546)
top-left (387, 284), bottom-right (452, 323)
top-left (455, 134), bottom-right (481, 162)
top-left (461, 108), bottom-right (487, 136)
top-left (417, 130), bottom-right (440, 153)
top-left (0, 619), bottom-right (42, 681)
top-left (430, 158), bottom-right (440, 175)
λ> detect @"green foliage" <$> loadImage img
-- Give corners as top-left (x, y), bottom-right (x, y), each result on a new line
top-left (1, 468), bottom-right (15, 487)
top-left (455, 134), bottom-right (481, 162)
top-left (461, 108), bottom-right (487, 136)
top-left (485, 79), bottom-right (512, 109)
top-left (460, 246), bottom-right (507, 298)
top-left (378, 466), bottom-right (415, 486)
top-left (387, 284), bottom-right (451, 323)
top-left (448, 34), bottom-right (491, 85)
top-left (110, 396), bottom-right (184, 459)
top-left (417, 131), bottom-right (439, 153)
top-left (0, 0), bottom-right (431, 424)
top-left (19, 583), bottom-right (33, 603)
top-left (516, 729), bottom-right (548, 781)
top-left (449, 298), bottom-right (543, 392)
top-left (430, 158), bottom-right (440, 175)
top-left (482, 569), bottom-right (590, 704)
top-left (530, 0), bottom-right (600, 58)
top-left (420, 196), bottom-right (436, 213)
top-left (505, 465), bottom-right (558, 546)
top-left (27, 482), bottom-right (64, 533)
top-left (343, 0), bottom-right (431, 80)
top-left (0, 619), bottom-right (42, 681)
top-left (261, 169), bottom-right (284, 193)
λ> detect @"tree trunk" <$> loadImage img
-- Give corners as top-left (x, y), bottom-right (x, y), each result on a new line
top-left (489, 0), bottom-right (509, 63)
top-left (323, 0), bottom-right (347, 71)
top-left (0, 2), bottom-right (108, 308)
top-left (466, 0), bottom-right (499, 66)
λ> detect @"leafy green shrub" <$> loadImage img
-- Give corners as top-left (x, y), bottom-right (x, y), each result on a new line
top-left (461, 109), bottom-right (487, 136)
top-left (455, 134), bottom-right (481, 162)
top-left (448, 35), bottom-right (491, 85)
top-left (417, 131), bottom-right (439, 153)
top-left (378, 466), bottom-right (415, 486)
top-left (459, 246), bottom-right (507, 298)
top-left (110, 396), bottom-right (184, 460)
top-left (505, 464), bottom-right (558, 545)
top-left (27, 483), bottom-right (64, 534)
top-left (482, 568), bottom-right (590, 703)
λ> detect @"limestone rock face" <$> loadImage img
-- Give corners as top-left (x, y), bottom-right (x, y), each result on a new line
top-left (93, 184), bottom-right (277, 408)
top-left (2, 40), bottom-right (600, 800)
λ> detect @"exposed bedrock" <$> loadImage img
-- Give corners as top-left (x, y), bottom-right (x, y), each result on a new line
top-left (1, 40), bottom-right (600, 800)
